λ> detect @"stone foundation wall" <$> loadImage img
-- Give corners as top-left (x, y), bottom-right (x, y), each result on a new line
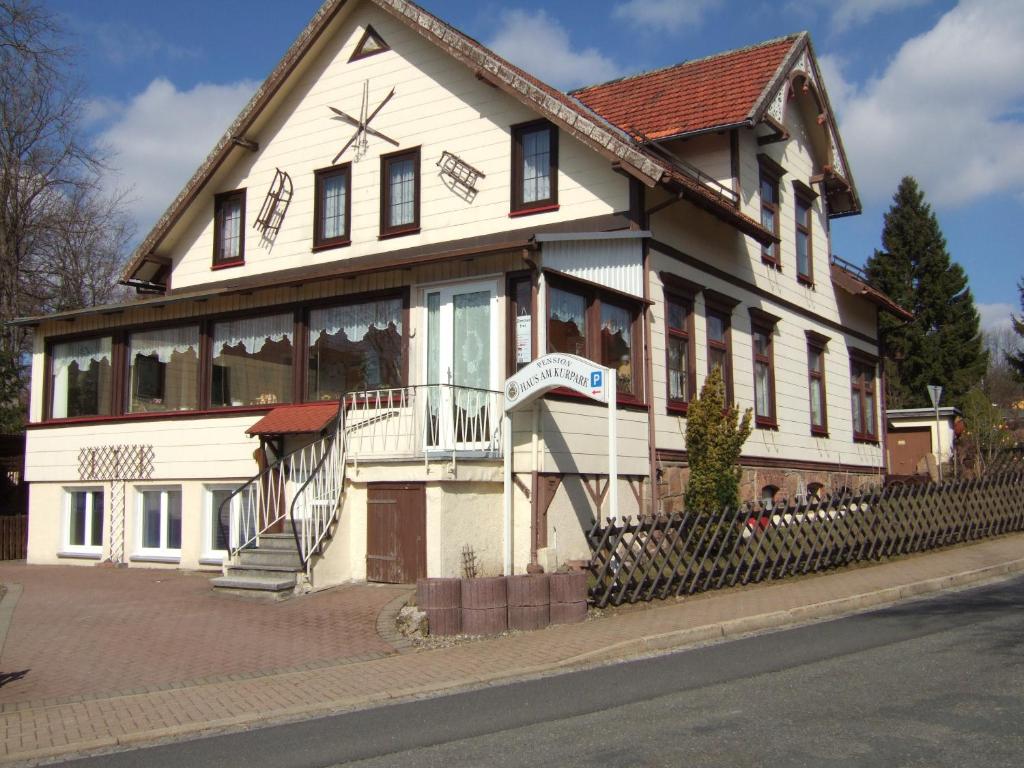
top-left (658, 461), bottom-right (884, 513)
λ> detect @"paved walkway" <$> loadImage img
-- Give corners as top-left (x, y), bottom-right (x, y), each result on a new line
top-left (0, 564), bottom-right (408, 705)
top-left (1, 534), bottom-right (1023, 764)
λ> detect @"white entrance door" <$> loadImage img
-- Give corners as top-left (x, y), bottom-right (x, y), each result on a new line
top-left (424, 281), bottom-right (499, 452)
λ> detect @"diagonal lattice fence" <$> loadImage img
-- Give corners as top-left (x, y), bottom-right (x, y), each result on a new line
top-left (588, 452), bottom-right (1024, 608)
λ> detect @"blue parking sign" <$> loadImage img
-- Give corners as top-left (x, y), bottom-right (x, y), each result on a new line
top-left (590, 371), bottom-right (603, 388)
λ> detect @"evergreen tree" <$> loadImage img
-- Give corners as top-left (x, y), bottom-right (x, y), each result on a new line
top-left (865, 177), bottom-right (987, 408)
top-left (1009, 279), bottom-right (1024, 381)
top-left (683, 366), bottom-right (752, 514)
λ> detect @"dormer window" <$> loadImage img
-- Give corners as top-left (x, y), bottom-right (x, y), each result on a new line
top-left (511, 120), bottom-right (558, 215)
top-left (213, 189), bottom-right (245, 268)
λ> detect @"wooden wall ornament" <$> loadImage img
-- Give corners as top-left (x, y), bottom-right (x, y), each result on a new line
top-left (253, 168), bottom-right (293, 237)
top-left (329, 80), bottom-right (398, 163)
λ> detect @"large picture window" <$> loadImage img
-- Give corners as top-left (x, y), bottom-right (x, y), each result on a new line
top-left (64, 488), bottom-right (103, 553)
top-left (512, 120), bottom-right (558, 214)
top-left (850, 357), bottom-right (878, 441)
top-left (307, 297), bottom-right (404, 400)
top-left (314, 164), bottom-right (351, 250)
top-left (213, 189), bottom-right (245, 267)
top-left (49, 337), bottom-right (113, 419)
top-left (380, 148), bottom-right (420, 237)
top-left (137, 488), bottom-right (182, 557)
top-left (211, 314), bottom-right (294, 408)
top-left (546, 278), bottom-right (641, 401)
top-left (128, 326), bottom-right (200, 413)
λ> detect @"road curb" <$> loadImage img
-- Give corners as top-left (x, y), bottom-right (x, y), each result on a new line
top-left (559, 557), bottom-right (1024, 668)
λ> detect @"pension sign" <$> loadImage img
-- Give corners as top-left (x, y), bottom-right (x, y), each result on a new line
top-left (503, 353), bottom-right (608, 411)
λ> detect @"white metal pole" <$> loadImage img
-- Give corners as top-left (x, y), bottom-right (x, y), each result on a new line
top-left (935, 404), bottom-right (943, 484)
top-left (608, 370), bottom-right (618, 524)
top-left (503, 412), bottom-right (513, 575)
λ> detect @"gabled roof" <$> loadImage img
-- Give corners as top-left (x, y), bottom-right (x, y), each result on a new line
top-left (121, 1), bottom-right (793, 285)
top-left (247, 403), bottom-right (338, 436)
top-left (572, 35), bottom-right (801, 142)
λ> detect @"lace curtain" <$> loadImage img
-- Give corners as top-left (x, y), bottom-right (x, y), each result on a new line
top-left (454, 291), bottom-right (490, 410)
top-left (52, 337), bottom-right (111, 374)
top-left (522, 129), bottom-right (551, 203)
top-left (548, 288), bottom-right (585, 328)
top-left (388, 159), bottom-right (415, 227)
top-left (323, 174), bottom-right (346, 239)
top-left (130, 326), bottom-right (199, 362)
top-left (214, 314), bottom-right (292, 354)
top-left (601, 303), bottom-right (631, 341)
top-left (310, 299), bottom-right (402, 342)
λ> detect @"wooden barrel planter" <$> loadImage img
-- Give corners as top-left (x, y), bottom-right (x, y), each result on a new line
top-left (461, 576), bottom-right (508, 635)
top-left (416, 577), bottom-right (462, 636)
top-left (549, 571), bottom-right (588, 625)
top-left (506, 574), bottom-right (549, 631)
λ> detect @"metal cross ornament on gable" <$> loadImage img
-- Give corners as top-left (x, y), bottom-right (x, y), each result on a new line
top-left (329, 80), bottom-right (398, 163)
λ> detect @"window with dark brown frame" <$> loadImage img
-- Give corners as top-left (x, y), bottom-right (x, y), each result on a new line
top-left (759, 167), bottom-right (780, 268)
top-left (665, 293), bottom-right (696, 413)
top-left (705, 307), bottom-right (734, 404)
top-left (313, 164), bottom-right (352, 250)
top-left (546, 276), bottom-right (642, 402)
top-left (511, 120), bottom-right (558, 215)
top-left (795, 192), bottom-right (814, 284)
top-left (751, 321), bottom-right (776, 429)
top-left (380, 148), bottom-right (420, 238)
top-left (507, 273), bottom-right (534, 375)
top-left (41, 291), bottom-right (412, 423)
top-left (808, 340), bottom-right (828, 436)
top-left (850, 356), bottom-right (878, 441)
top-left (213, 189), bottom-right (245, 267)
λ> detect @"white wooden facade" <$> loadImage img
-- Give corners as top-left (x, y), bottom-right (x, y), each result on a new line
top-left (19, 0), bottom-right (902, 582)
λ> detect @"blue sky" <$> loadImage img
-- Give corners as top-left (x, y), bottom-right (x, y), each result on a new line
top-left (47, 0), bottom-right (1023, 332)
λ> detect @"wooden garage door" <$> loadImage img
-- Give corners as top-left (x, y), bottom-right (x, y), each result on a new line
top-left (366, 483), bottom-right (426, 584)
top-left (890, 427), bottom-right (932, 476)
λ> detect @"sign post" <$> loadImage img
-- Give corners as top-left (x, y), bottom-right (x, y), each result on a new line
top-left (503, 354), bottom-right (618, 575)
top-left (927, 384), bottom-right (943, 483)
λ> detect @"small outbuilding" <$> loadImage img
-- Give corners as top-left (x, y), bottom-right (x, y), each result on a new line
top-left (886, 407), bottom-right (960, 477)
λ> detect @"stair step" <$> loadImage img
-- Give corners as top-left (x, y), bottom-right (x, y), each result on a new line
top-left (210, 574), bottom-right (297, 593)
top-left (226, 565), bottom-right (300, 579)
top-left (237, 549), bottom-right (302, 567)
top-left (248, 533), bottom-right (300, 552)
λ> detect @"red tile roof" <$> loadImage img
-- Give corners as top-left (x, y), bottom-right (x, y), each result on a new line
top-left (247, 403), bottom-right (338, 436)
top-left (573, 35), bottom-right (800, 142)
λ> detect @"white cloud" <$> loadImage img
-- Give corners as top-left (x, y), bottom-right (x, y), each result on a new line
top-left (69, 17), bottom-right (201, 66)
top-left (978, 303), bottom-right (1017, 334)
top-left (611, 0), bottom-right (722, 33)
top-left (825, 0), bottom-right (1024, 207)
top-left (828, 0), bottom-right (933, 32)
top-left (487, 10), bottom-right (621, 90)
top-left (94, 78), bottom-right (257, 231)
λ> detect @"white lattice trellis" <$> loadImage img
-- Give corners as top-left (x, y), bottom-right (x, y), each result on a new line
top-left (78, 445), bottom-right (155, 564)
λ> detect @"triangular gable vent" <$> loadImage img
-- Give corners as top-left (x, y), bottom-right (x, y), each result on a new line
top-left (349, 24), bottom-right (389, 62)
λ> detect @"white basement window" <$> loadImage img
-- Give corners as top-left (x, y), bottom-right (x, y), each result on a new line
top-left (135, 488), bottom-right (183, 561)
top-left (61, 488), bottom-right (104, 557)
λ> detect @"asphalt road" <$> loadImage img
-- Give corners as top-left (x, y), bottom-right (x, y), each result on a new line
top-left (58, 574), bottom-right (1024, 768)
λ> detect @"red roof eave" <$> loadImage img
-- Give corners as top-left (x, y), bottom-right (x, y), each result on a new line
top-left (246, 402), bottom-right (339, 436)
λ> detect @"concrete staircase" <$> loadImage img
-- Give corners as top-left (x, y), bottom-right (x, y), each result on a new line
top-left (211, 533), bottom-right (303, 597)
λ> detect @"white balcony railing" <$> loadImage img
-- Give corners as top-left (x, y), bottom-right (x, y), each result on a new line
top-left (343, 384), bottom-right (503, 464)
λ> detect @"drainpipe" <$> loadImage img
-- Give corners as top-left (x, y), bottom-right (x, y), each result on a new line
top-left (634, 178), bottom-right (659, 516)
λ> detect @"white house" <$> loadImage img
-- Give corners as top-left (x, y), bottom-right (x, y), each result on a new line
top-left (14, 0), bottom-right (909, 593)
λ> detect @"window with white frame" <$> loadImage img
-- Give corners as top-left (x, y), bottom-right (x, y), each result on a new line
top-left (136, 488), bottom-right (182, 557)
top-left (64, 488), bottom-right (104, 553)
top-left (204, 485), bottom-right (241, 559)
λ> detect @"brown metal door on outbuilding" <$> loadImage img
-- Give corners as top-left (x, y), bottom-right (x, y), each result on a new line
top-left (366, 483), bottom-right (426, 584)
top-left (889, 427), bottom-right (933, 476)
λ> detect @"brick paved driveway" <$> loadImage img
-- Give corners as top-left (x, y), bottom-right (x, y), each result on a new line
top-left (0, 563), bottom-right (408, 706)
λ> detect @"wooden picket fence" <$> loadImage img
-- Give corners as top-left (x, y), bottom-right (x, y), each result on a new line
top-left (588, 453), bottom-right (1024, 608)
top-left (0, 515), bottom-right (27, 561)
